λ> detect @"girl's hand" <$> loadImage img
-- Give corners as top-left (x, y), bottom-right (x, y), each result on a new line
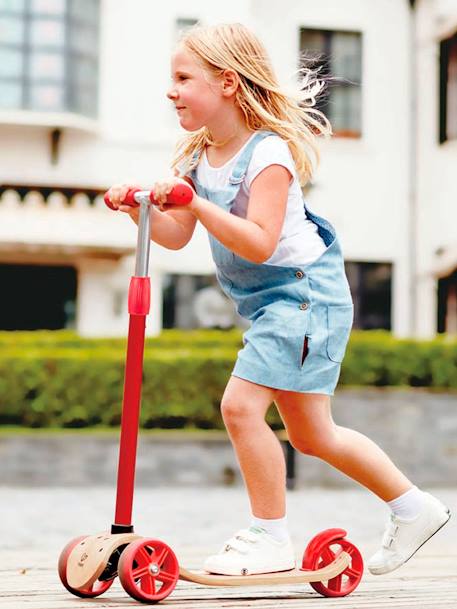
top-left (152, 177), bottom-right (197, 211)
top-left (106, 182), bottom-right (141, 217)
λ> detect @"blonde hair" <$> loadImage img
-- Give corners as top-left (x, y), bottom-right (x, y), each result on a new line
top-left (171, 22), bottom-right (332, 187)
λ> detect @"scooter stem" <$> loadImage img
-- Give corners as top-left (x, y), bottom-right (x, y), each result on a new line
top-left (112, 193), bottom-right (152, 533)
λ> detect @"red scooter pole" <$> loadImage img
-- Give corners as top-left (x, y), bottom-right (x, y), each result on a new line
top-left (104, 184), bottom-right (192, 533)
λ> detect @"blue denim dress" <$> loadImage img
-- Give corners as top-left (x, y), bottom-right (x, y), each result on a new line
top-left (187, 130), bottom-right (353, 395)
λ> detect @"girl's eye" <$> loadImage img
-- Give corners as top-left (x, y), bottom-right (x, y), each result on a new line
top-left (178, 76), bottom-right (188, 81)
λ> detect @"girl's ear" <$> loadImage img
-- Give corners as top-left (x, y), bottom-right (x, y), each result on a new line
top-left (221, 69), bottom-right (240, 97)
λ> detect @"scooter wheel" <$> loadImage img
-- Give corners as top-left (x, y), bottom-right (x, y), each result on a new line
top-left (302, 529), bottom-right (363, 597)
top-left (58, 536), bottom-right (114, 598)
top-left (118, 538), bottom-right (179, 603)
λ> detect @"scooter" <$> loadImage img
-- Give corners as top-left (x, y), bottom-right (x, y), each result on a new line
top-left (58, 185), bottom-right (364, 603)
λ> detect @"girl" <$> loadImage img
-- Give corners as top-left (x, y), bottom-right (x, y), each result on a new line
top-left (108, 22), bottom-right (450, 577)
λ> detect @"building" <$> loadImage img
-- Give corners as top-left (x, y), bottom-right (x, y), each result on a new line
top-left (0, 0), bottom-right (456, 337)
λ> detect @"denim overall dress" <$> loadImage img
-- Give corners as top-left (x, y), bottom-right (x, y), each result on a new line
top-left (186, 130), bottom-right (353, 395)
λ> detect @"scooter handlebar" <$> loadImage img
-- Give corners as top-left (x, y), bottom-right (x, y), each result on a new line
top-left (104, 183), bottom-right (193, 210)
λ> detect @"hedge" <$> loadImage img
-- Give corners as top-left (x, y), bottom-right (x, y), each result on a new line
top-left (0, 330), bottom-right (456, 429)
top-left (0, 328), bottom-right (243, 349)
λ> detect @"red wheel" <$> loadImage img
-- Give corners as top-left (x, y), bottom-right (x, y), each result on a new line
top-left (302, 529), bottom-right (363, 597)
top-left (118, 538), bottom-right (179, 603)
top-left (58, 536), bottom-right (114, 598)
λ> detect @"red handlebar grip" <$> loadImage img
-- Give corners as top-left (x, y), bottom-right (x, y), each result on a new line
top-left (104, 183), bottom-right (193, 210)
top-left (104, 188), bottom-right (141, 210)
top-left (104, 192), bottom-right (117, 210)
top-left (149, 183), bottom-right (193, 206)
top-left (123, 188), bottom-right (142, 206)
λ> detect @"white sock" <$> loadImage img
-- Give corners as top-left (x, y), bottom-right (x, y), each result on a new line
top-left (387, 486), bottom-right (425, 520)
top-left (250, 514), bottom-right (290, 543)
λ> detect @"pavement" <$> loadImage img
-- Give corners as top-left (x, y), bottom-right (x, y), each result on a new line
top-left (0, 485), bottom-right (456, 608)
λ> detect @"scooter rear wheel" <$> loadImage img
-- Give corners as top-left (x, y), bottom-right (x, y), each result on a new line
top-left (118, 538), bottom-right (179, 603)
top-left (302, 529), bottom-right (363, 597)
top-left (58, 536), bottom-right (114, 598)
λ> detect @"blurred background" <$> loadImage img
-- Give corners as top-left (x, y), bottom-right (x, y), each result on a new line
top-left (0, 0), bottom-right (456, 338)
top-left (0, 14), bottom-right (456, 608)
top-left (0, 0), bottom-right (456, 492)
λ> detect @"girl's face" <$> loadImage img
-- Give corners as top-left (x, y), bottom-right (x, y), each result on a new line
top-left (167, 45), bottom-right (227, 131)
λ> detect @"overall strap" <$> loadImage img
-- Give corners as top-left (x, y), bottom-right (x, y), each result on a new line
top-left (175, 147), bottom-right (202, 182)
top-left (228, 130), bottom-right (276, 185)
top-left (187, 148), bottom-right (202, 181)
top-left (304, 206), bottom-right (336, 247)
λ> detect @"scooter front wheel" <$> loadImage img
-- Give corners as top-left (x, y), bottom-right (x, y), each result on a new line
top-left (58, 536), bottom-right (114, 598)
top-left (302, 529), bottom-right (363, 597)
top-left (118, 538), bottom-right (179, 603)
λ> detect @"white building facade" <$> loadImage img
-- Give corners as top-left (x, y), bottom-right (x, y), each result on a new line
top-left (0, 0), bottom-right (455, 337)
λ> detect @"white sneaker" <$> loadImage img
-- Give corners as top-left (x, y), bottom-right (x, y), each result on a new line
top-left (368, 492), bottom-right (451, 575)
top-left (203, 526), bottom-right (296, 576)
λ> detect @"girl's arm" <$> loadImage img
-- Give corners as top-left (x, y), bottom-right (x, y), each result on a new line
top-left (190, 165), bottom-right (291, 263)
top-left (151, 206), bottom-right (197, 250)
top-left (109, 175), bottom-right (197, 250)
top-left (152, 174), bottom-right (197, 249)
top-left (118, 204), bottom-right (197, 250)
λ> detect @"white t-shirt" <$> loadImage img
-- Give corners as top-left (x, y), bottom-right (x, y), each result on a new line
top-left (196, 133), bottom-right (327, 267)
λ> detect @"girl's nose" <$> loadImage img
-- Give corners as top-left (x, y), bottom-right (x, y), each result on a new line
top-left (167, 88), bottom-right (177, 100)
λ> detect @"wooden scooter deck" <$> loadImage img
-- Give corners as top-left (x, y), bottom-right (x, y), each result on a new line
top-left (66, 533), bottom-right (351, 591)
top-left (178, 551), bottom-right (351, 586)
top-left (67, 532), bottom-right (142, 589)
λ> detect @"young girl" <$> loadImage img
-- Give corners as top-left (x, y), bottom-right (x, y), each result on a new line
top-left (108, 22), bottom-right (450, 577)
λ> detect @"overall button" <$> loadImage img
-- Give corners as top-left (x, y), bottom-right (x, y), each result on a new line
top-left (299, 303), bottom-right (309, 311)
top-left (295, 270), bottom-right (304, 279)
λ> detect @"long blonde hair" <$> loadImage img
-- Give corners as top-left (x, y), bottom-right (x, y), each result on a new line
top-left (171, 22), bottom-right (332, 187)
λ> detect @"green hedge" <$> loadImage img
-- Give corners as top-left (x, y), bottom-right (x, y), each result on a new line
top-left (0, 328), bottom-right (243, 349)
top-left (340, 331), bottom-right (457, 388)
top-left (0, 330), bottom-right (456, 429)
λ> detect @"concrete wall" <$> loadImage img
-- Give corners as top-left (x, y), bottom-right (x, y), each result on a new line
top-left (1, 388), bottom-right (455, 489)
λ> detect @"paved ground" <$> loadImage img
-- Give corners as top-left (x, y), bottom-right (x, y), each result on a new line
top-left (0, 486), bottom-right (455, 608)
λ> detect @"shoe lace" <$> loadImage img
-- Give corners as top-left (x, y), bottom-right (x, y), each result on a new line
top-left (382, 514), bottom-right (400, 549)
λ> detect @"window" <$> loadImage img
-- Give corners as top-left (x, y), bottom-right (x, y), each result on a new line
top-left (0, 0), bottom-right (100, 116)
top-left (0, 263), bottom-right (77, 330)
top-left (437, 270), bottom-right (457, 334)
top-left (175, 17), bottom-right (198, 36)
top-left (162, 274), bottom-right (239, 330)
top-left (439, 31), bottom-right (457, 143)
top-left (345, 262), bottom-right (392, 330)
top-left (175, 17), bottom-right (198, 46)
top-left (299, 28), bottom-right (362, 138)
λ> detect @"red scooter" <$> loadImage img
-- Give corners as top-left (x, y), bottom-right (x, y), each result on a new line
top-left (58, 184), bottom-right (363, 603)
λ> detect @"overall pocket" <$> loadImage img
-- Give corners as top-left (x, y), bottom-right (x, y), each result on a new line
top-left (326, 304), bottom-right (354, 363)
top-left (245, 305), bottom-right (311, 370)
top-left (257, 303), bottom-right (310, 339)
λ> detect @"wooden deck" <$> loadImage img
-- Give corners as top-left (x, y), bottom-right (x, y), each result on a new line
top-left (2, 553), bottom-right (456, 608)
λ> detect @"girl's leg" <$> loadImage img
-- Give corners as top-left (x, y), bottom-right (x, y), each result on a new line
top-left (273, 390), bottom-right (450, 577)
top-left (220, 375), bottom-right (286, 518)
top-left (274, 391), bottom-right (412, 501)
top-left (203, 377), bottom-right (296, 576)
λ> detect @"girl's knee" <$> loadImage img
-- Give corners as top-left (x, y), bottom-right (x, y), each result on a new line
top-left (289, 427), bottom-right (340, 458)
top-left (220, 381), bottom-right (273, 427)
top-left (220, 396), bottom-right (252, 427)
top-left (288, 437), bottom-right (321, 457)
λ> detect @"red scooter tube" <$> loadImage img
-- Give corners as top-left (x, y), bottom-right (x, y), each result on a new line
top-left (104, 183), bottom-right (193, 210)
top-left (114, 313), bottom-right (146, 528)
